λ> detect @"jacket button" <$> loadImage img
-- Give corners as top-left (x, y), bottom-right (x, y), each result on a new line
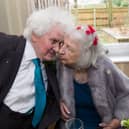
top-left (106, 69), bottom-right (111, 74)
top-left (5, 60), bottom-right (9, 64)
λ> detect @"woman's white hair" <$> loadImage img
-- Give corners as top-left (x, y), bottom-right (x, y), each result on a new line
top-left (23, 6), bottom-right (75, 40)
top-left (66, 25), bottom-right (105, 68)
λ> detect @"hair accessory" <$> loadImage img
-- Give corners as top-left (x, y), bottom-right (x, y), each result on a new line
top-left (87, 25), bottom-right (96, 33)
top-left (76, 26), bottom-right (82, 30)
top-left (93, 36), bottom-right (98, 46)
top-left (76, 25), bottom-right (98, 46)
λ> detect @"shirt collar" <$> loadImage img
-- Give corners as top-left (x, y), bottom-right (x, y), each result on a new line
top-left (24, 40), bottom-right (37, 61)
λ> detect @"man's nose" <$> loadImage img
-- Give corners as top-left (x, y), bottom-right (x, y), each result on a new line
top-left (53, 44), bottom-right (60, 53)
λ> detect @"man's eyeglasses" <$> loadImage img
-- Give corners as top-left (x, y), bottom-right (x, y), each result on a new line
top-left (51, 38), bottom-right (64, 49)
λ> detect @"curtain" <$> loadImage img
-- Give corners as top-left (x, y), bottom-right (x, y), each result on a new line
top-left (27, 0), bottom-right (69, 13)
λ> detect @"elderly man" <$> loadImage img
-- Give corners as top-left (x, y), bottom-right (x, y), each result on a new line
top-left (0, 7), bottom-right (75, 129)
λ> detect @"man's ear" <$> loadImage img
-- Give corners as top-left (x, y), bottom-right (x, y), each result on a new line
top-left (31, 32), bottom-right (40, 43)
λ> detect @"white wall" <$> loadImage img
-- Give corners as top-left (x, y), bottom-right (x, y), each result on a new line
top-left (0, 0), bottom-right (70, 35)
top-left (104, 43), bottom-right (129, 62)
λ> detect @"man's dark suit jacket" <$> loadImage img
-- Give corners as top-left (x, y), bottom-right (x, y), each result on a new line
top-left (0, 32), bottom-right (60, 129)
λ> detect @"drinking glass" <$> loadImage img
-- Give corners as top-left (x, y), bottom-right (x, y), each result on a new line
top-left (65, 118), bottom-right (84, 129)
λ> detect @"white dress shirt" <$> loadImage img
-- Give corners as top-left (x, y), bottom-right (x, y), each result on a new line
top-left (4, 40), bottom-right (47, 113)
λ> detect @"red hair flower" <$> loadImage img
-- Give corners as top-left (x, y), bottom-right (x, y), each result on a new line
top-left (76, 26), bottom-right (82, 30)
top-left (85, 25), bottom-right (96, 35)
top-left (93, 36), bottom-right (98, 46)
top-left (85, 30), bottom-right (91, 35)
top-left (88, 25), bottom-right (95, 33)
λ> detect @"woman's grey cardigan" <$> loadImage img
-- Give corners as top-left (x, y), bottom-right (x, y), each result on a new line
top-left (57, 55), bottom-right (129, 124)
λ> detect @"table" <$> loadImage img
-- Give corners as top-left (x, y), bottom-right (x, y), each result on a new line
top-left (102, 27), bottom-right (129, 42)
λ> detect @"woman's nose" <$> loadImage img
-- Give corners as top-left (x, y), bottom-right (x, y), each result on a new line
top-left (59, 47), bottom-right (65, 55)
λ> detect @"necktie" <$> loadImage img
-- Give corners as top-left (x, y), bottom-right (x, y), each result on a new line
top-left (32, 58), bottom-right (46, 127)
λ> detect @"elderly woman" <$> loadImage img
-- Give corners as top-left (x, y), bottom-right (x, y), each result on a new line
top-left (54, 25), bottom-right (129, 129)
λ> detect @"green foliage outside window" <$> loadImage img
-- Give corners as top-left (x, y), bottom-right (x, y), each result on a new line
top-left (112, 0), bottom-right (128, 7)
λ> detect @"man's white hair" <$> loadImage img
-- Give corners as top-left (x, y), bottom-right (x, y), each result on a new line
top-left (23, 6), bottom-right (75, 40)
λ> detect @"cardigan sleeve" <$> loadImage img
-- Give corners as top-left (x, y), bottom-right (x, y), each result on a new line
top-left (108, 61), bottom-right (129, 120)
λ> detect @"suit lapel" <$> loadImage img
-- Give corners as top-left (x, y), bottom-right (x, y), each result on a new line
top-left (45, 63), bottom-right (60, 102)
top-left (0, 37), bottom-right (26, 104)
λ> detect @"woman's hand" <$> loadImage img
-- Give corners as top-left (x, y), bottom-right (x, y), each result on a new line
top-left (99, 122), bottom-right (113, 129)
top-left (60, 101), bottom-right (71, 121)
top-left (99, 118), bottom-right (120, 129)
